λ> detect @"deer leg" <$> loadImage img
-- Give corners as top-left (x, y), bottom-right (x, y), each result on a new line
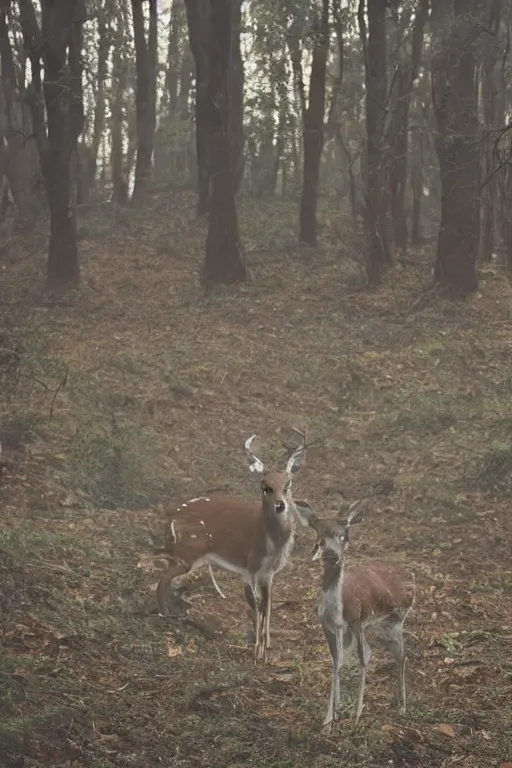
top-left (379, 615), bottom-right (407, 714)
top-left (208, 565), bottom-right (226, 599)
top-left (264, 574), bottom-right (274, 650)
top-left (255, 582), bottom-right (269, 662)
top-left (155, 562), bottom-right (190, 615)
top-left (243, 582), bottom-right (257, 645)
top-left (354, 626), bottom-right (372, 723)
top-left (322, 625), bottom-right (344, 732)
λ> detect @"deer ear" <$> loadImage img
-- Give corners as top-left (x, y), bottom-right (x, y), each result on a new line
top-left (337, 498), bottom-right (366, 527)
top-left (294, 499), bottom-right (316, 528)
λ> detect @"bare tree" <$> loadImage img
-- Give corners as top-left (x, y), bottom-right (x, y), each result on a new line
top-left (229, 0), bottom-right (245, 195)
top-left (480, 0), bottom-right (504, 261)
top-left (110, 0), bottom-right (130, 205)
top-left (431, 0), bottom-right (483, 295)
top-left (19, 0), bottom-right (86, 291)
top-left (299, 0), bottom-right (330, 246)
top-left (0, 0), bottom-right (41, 224)
top-left (90, 0), bottom-right (114, 185)
top-left (131, 0), bottom-right (157, 205)
top-left (359, 0), bottom-right (392, 284)
top-left (387, 0), bottom-right (429, 255)
top-left (185, 0), bottom-right (247, 285)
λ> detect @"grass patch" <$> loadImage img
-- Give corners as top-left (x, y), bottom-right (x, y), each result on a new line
top-left (468, 440), bottom-right (512, 496)
top-left (0, 409), bottom-right (46, 449)
top-left (67, 418), bottom-right (174, 509)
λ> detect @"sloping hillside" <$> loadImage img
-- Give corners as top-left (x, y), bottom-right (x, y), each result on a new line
top-left (1, 196), bottom-right (511, 768)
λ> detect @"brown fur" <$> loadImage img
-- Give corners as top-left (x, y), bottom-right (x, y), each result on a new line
top-left (155, 462), bottom-right (303, 661)
top-left (342, 562), bottom-right (415, 624)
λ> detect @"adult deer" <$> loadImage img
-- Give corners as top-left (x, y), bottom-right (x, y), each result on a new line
top-left (298, 500), bottom-right (415, 731)
top-left (155, 433), bottom-right (308, 661)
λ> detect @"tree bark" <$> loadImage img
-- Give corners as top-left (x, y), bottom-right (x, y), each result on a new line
top-left (410, 122), bottom-right (424, 245)
top-left (431, 0), bottom-right (482, 296)
top-left (19, 0), bottom-right (85, 290)
top-left (110, 25), bottom-right (128, 205)
top-left (229, 0), bottom-right (244, 195)
top-left (185, 0), bottom-right (210, 214)
top-left (164, 0), bottom-right (182, 116)
top-left (299, 0), bottom-right (330, 245)
top-left (131, 0), bottom-right (158, 206)
top-left (177, 43), bottom-right (193, 175)
top-left (90, 1), bottom-right (112, 185)
top-left (388, 0), bottom-right (428, 255)
top-left (480, 0), bottom-right (504, 261)
top-left (359, 0), bottom-right (391, 284)
top-left (0, 0), bottom-right (41, 224)
top-left (188, 0), bottom-right (247, 286)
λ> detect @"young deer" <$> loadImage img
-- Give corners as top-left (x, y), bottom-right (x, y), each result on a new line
top-left (155, 433), bottom-right (307, 661)
top-left (299, 500), bottom-right (414, 732)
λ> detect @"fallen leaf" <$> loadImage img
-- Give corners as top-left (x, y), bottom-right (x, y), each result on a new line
top-left (167, 646), bottom-right (182, 658)
top-left (437, 724), bottom-right (455, 738)
top-left (381, 724), bottom-right (394, 732)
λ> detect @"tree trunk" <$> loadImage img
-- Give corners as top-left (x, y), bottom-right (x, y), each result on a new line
top-left (325, 0), bottom-right (344, 141)
top-left (270, 104), bottom-right (287, 197)
top-left (388, 0), bottom-right (428, 255)
top-left (195, 0), bottom-right (247, 286)
top-left (431, 0), bottom-right (481, 295)
top-left (131, 0), bottom-right (158, 206)
top-left (164, 0), bottom-right (182, 116)
top-left (299, 0), bottom-right (330, 245)
top-left (229, 0), bottom-right (245, 195)
top-left (0, 1), bottom-right (41, 224)
top-left (359, 0), bottom-right (391, 284)
top-left (90, 2), bottom-right (112, 186)
top-left (410, 124), bottom-right (424, 245)
top-left (44, 2), bottom-right (84, 289)
top-left (19, 0), bottom-right (85, 290)
top-left (177, 44), bottom-right (193, 175)
top-left (185, 0), bottom-right (210, 214)
top-left (480, 0), bottom-right (504, 261)
top-left (110, 12), bottom-right (128, 205)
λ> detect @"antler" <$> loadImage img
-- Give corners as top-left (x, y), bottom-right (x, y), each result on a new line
top-left (342, 498), bottom-right (367, 543)
top-left (286, 426), bottom-right (308, 474)
top-left (245, 434), bottom-right (265, 473)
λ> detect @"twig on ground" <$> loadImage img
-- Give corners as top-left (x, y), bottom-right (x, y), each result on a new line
top-left (49, 364), bottom-right (69, 422)
top-left (188, 673), bottom-right (249, 705)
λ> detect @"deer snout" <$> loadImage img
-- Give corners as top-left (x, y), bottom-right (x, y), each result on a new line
top-left (275, 499), bottom-right (286, 513)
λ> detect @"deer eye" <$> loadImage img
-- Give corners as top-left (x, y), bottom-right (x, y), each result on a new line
top-left (262, 485), bottom-right (273, 495)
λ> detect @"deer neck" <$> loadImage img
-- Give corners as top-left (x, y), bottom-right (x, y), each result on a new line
top-left (321, 549), bottom-right (345, 600)
top-left (260, 495), bottom-right (295, 571)
top-left (262, 496), bottom-right (294, 537)
top-left (317, 548), bottom-right (346, 629)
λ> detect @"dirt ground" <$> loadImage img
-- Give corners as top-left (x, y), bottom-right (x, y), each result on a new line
top-left (1, 194), bottom-right (511, 768)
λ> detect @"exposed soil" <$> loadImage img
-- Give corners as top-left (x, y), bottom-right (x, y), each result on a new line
top-left (1, 194), bottom-right (511, 768)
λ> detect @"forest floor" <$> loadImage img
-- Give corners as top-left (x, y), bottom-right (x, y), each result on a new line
top-left (1, 192), bottom-right (511, 768)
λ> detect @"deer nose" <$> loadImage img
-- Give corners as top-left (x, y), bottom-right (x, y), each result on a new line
top-left (275, 500), bottom-right (286, 513)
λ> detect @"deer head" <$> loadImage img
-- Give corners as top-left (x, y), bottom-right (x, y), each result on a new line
top-left (244, 432), bottom-right (307, 516)
top-left (308, 499), bottom-right (366, 561)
